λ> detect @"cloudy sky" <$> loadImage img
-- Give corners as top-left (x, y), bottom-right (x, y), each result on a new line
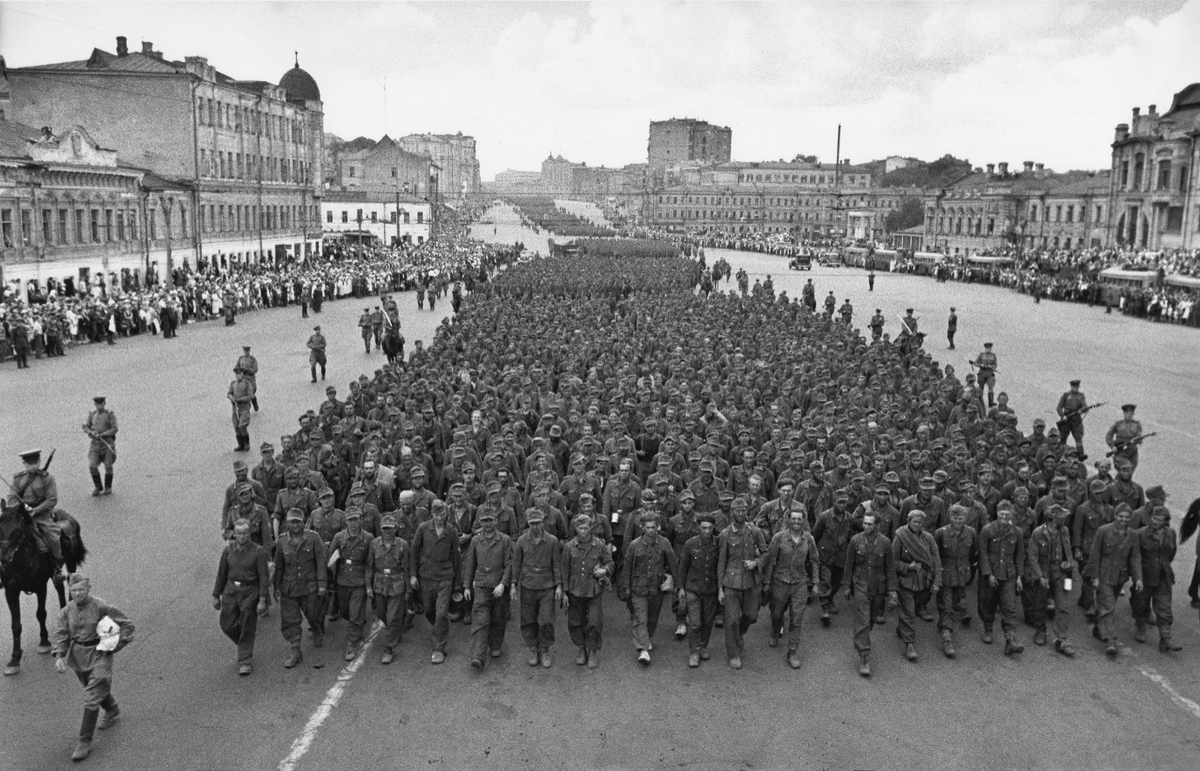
top-left (1, 1), bottom-right (1197, 179)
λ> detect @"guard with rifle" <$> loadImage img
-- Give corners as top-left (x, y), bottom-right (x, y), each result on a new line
top-left (971, 343), bottom-right (999, 409)
top-left (1055, 381), bottom-right (1102, 459)
top-left (83, 395), bottom-right (118, 496)
top-left (6, 448), bottom-right (67, 581)
top-left (1105, 404), bottom-right (1151, 473)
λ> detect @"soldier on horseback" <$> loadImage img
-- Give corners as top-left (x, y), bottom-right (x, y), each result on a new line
top-left (6, 449), bottom-right (67, 582)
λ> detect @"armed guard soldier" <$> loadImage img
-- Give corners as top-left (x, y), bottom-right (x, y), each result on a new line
top-left (307, 325), bottom-right (327, 383)
top-left (83, 396), bottom-right (118, 496)
top-left (235, 346), bottom-right (260, 411)
top-left (947, 307), bottom-right (957, 350)
top-left (972, 342), bottom-right (998, 408)
top-left (1105, 404), bottom-right (1145, 472)
top-left (7, 449), bottom-right (67, 581)
top-left (1055, 380), bottom-right (1091, 457)
top-left (228, 368), bottom-right (254, 452)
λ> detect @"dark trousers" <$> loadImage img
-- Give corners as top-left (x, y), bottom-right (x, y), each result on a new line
top-left (1131, 582), bottom-right (1173, 635)
top-left (936, 585), bottom-right (969, 632)
top-left (896, 586), bottom-right (931, 644)
top-left (818, 564), bottom-right (845, 611)
top-left (419, 578), bottom-right (452, 652)
top-left (374, 592), bottom-right (406, 653)
top-left (75, 669), bottom-right (115, 710)
top-left (560, 593), bottom-right (601, 651)
top-left (219, 585), bottom-right (260, 663)
top-left (685, 590), bottom-right (718, 652)
top-left (280, 593), bottom-right (324, 649)
top-left (853, 592), bottom-right (887, 653)
top-left (769, 582), bottom-right (809, 651)
top-left (1187, 560), bottom-right (1199, 601)
top-left (518, 587), bottom-right (556, 651)
top-left (978, 578), bottom-right (1018, 633)
top-left (1027, 578), bottom-right (1071, 641)
top-left (722, 586), bottom-right (758, 659)
top-left (336, 585), bottom-right (368, 646)
top-left (1095, 582), bottom-right (1126, 641)
top-left (469, 587), bottom-right (510, 661)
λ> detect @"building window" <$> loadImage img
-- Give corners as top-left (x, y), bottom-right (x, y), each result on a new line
top-left (0, 209), bottom-right (12, 247)
top-left (349, 166), bottom-right (356, 178)
top-left (42, 209), bottom-right (53, 245)
top-left (1165, 206), bottom-right (1183, 233)
top-left (1065, 205), bottom-right (1074, 223)
top-left (149, 209), bottom-right (157, 240)
top-left (1181, 166), bottom-right (1190, 193)
top-left (90, 209), bottom-right (100, 242)
top-left (105, 209), bottom-right (114, 241)
top-left (341, 211), bottom-right (348, 223)
top-left (1133, 154), bottom-right (1145, 190)
top-left (128, 209), bottom-right (138, 240)
top-left (1095, 205), bottom-right (1103, 222)
top-left (180, 206), bottom-right (188, 237)
top-left (370, 211), bottom-right (377, 223)
top-left (416, 211), bottom-right (424, 223)
top-left (987, 218), bottom-right (995, 235)
top-left (1157, 161), bottom-right (1171, 191)
top-left (116, 211), bottom-right (125, 241)
top-left (58, 209), bottom-right (69, 243)
top-left (391, 167), bottom-right (397, 178)
top-left (1119, 161), bottom-right (1129, 188)
top-left (326, 210), bottom-right (333, 223)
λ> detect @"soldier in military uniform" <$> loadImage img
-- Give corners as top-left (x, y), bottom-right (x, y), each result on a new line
top-left (1055, 380), bottom-right (1089, 457)
top-left (82, 396), bottom-right (118, 496)
top-left (274, 508), bottom-right (328, 669)
top-left (235, 346), bottom-right (260, 411)
top-left (366, 514), bottom-right (411, 665)
top-left (307, 325), bottom-right (327, 383)
top-left (7, 449), bottom-right (67, 580)
top-left (228, 367), bottom-right (254, 452)
top-left (947, 307), bottom-right (957, 350)
top-left (1105, 404), bottom-right (1144, 472)
top-left (868, 310), bottom-right (885, 342)
top-left (972, 342), bottom-right (998, 408)
top-left (358, 308), bottom-right (374, 353)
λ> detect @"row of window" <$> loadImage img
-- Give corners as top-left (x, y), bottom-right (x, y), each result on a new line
top-left (197, 97), bottom-right (305, 144)
top-left (1028, 203), bottom-right (1104, 223)
top-left (735, 173), bottom-right (866, 186)
top-left (1118, 155), bottom-right (1190, 194)
top-left (200, 203), bottom-right (319, 234)
top-left (0, 206), bottom-right (170, 248)
top-left (656, 209), bottom-right (839, 222)
top-left (199, 149), bottom-right (307, 183)
top-left (326, 209), bottom-right (424, 224)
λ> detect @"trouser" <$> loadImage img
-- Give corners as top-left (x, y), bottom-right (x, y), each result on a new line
top-left (769, 582), bottom-right (809, 651)
top-left (947, 331), bottom-right (955, 349)
top-left (978, 578), bottom-right (1018, 633)
top-left (88, 446), bottom-right (116, 489)
top-left (419, 578), bottom-right (452, 652)
top-left (686, 591), bottom-right (718, 652)
top-left (1077, 557), bottom-right (1096, 611)
top-left (75, 669), bottom-right (115, 710)
top-left (219, 585), bottom-right (260, 662)
top-left (630, 592), bottom-right (664, 651)
top-left (672, 588), bottom-right (688, 625)
top-left (818, 564), bottom-right (845, 611)
top-left (469, 587), bottom-right (510, 661)
top-left (937, 585), bottom-right (969, 631)
top-left (374, 592), bottom-right (406, 653)
top-left (1131, 582), bottom-right (1173, 636)
top-left (1027, 578), bottom-right (1070, 641)
top-left (896, 586), bottom-right (931, 644)
top-left (853, 592), bottom-right (888, 653)
top-left (1064, 420), bottom-right (1084, 452)
top-left (363, 332), bottom-right (373, 352)
top-left (722, 587), bottom-right (758, 659)
top-left (280, 593), bottom-right (324, 649)
top-left (567, 593), bottom-right (604, 650)
top-left (33, 517), bottom-right (64, 566)
top-left (1189, 560), bottom-right (1200, 602)
top-left (1095, 582), bottom-right (1127, 641)
top-left (519, 587), bottom-right (556, 651)
top-left (15, 349), bottom-right (28, 368)
top-left (336, 585), bottom-right (368, 646)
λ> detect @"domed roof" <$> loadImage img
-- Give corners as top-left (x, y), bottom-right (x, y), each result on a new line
top-left (280, 58), bottom-right (320, 102)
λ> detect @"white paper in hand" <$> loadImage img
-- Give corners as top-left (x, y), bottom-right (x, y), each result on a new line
top-left (96, 616), bottom-right (120, 652)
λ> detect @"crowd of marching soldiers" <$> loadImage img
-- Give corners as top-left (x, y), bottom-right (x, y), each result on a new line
top-left (211, 247), bottom-right (1191, 679)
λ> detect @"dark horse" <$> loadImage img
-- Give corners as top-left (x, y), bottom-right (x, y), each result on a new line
top-left (0, 500), bottom-right (87, 675)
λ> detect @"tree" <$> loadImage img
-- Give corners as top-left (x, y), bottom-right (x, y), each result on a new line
top-left (885, 198), bottom-right (925, 233)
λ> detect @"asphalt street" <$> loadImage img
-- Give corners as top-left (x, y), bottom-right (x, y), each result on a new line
top-left (1, 205), bottom-right (1197, 771)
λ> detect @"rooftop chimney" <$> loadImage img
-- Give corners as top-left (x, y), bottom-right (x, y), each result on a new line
top-left (116, 36), bottom-right (128, 57)
top-left (998, 162), bottom-right (1009, 175)
top-left (1023, 161), bottom-right (1034, 173)
top-left (986, 164), bottom-right (995, 175)
top-left (1149, 104), bottom-right (1156, 115)
top-left (1132, 107), bottom-right (1140, 118)
top-left (142, 41), bottom-right (154, 54)
top-left (1035, 163), bottom-right (1045, 175)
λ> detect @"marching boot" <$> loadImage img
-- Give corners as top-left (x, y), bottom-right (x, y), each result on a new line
top-left (97, 696), bottom-right (120, 729)
top-left (102, 472), bottom-right (113, 495)
top-left (1004, 632), bottom-right (1025, 656)
top-left (90, 470), bottom-right (104, 496)
top-left (72, 707), bottom-right (99, 761)
top-left (858, 652), bottom-right (871, 677)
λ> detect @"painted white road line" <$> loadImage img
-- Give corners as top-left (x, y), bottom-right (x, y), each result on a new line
top-left (1135, 662), bottom-right (1200, 721)
top-left (278, 621), bottom-right (383, 771)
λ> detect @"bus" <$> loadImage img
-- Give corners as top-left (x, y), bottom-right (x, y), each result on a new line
top-left (911, 252), bottom-right (945, 276)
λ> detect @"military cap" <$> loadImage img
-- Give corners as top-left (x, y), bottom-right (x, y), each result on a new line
top-left (260, 442), bottom-right (275, 453)
top-left (284, 465), bottom-right (300, 478)
top-left (525, 510), bottom-right (545, 524)
top-left (699, 460), bottom-right (716, 473)
top-left (688, 451), bottom-right (702, 462)
top-left (309, 430), bottom-right (325, 441)
top-left (380, 514), bottom-right (397, 529)
top-left (834, 488), bottom-right (849, 500)
top-left (1032, 418), bottom-right (1046, 427)
top-left (93, 396), bottom-right (106, 403)
top-left (918, 476), bottom-right (936, 489)
top-left (809, 460), bottom-right (824, 471)
top-left (236, 482), bottom-right (253, 494)
top-left (233, 459), bottom-right (248, 471)
top-left (313, 325), bottom-right (321, 331)
top-left (641, 489), bottom-right (658, 502)
top-left (1089, 479), bottom-right (1109, 493)
top-left (678, 489), bottom-right (695, 501)
top-left (1069, 379), bottom-right (1081, 387)
top-left (318, 487), bottom-right (335, 499)
top-left (719, 490), bottom-right (735, 502)
top-left (1145, 485), bottom-right (1166, 499)
top-left (730, 496), bottom-right (749, 509)
top-left (486, 480), bottom-right (502, 493)
top-left (348, 483), bottom-right (366, 496)
top-left (696, 512), bottom-right (715, 524)
top-left (410, 465), bottom-right (427, 478)
top-left (850, 469), bottom-right (866, 481)
top-left (478, 509), bottom-right (497, 521)
top-left (285, 508), bottom-right (304, 522)
top-left (449, 481), bottom-right (465, 492)
top-left (875, 484), bottom-right (891, 494)
top-left (345, 507), bottom-right (363, 520)
top-left (571, 514), bottom-right (592, 529)
top-left (325, 386), bottom-right (337, 394)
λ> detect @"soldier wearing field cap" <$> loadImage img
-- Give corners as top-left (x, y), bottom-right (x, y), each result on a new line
top-left (274, 507), bottom-right (327, 669)
top-left (892, 510), bottom-right (941, 663)
top-left (1132, 506), bottom-right (1181, 653)
top-left (1085, 505), bottom-right (1142, 656)
top-left (934, 504), bottom-right (977, 658)
top-left (366, 514), bottom-right (411, 664)
top-left (329, 507), bottom-right (373, 661)
top-left (83, 396), bottom-right (118, 496)
top-left (717, 497), bottom-right (767, 669)
top-left (307, 325), bottom-right (327, 383)
top-left (844, 513), bottom-right (896, 677)
top-left (410, 499), bottom-right (461, 664)
top-left (1055, 379), bottom-right (1088, 456)
top-left (235, 346), bottom-right (260, 411)
top-left (1105, 404), bottom-right (1144, 472)
top-left (813, 487), bottom-right (854, 626)
top-left (562, 513), bottom-right (613, 669)
top-left (8, 448), bottom-right (67, 580)
top-left (228, 367), bottom-right (254, 452)
top-left (764, 508), bottom-right (819, 668)
top-left (513, 509), bottom-right (563, 668)
top-left (1027, 504), bottom-right (1077, 656)
top-left (213, 518), bottom-right (271, 675)
top-left (463, 506), bottom-right (513, 669)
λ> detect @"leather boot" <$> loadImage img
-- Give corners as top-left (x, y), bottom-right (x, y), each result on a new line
top-left (90, 470), bottom-right (104, 496)
top-left (858, 652), bottom-right (871, 677)
top-left (72, 707), bottom-right (99, 761)
top-left (97, 697), bottom-right (120, 729)
top-left (102, 472), bottom-right (113, 495)
top-left (1159, 636), bottom-right (1182, 652)
top-left (1004, 633), bottom-right (1024, 656)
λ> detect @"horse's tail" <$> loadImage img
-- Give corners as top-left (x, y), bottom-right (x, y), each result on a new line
top-left (1180, 497), bottom-right (1200, 545)
top-left (57, 512), bottom-right (88, 570)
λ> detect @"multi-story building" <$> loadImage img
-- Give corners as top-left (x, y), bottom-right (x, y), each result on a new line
top-left (6, 37), bottom-right (325, 278)
top-left (490, 169), bottom-right (542, 195)
top-left (0, 120), bottom-right (164, 293)
top-left (923, 162), bottom-right (1111, 255)
top-left (329, 135), bottom-right (433, 197)
top-left (1108, 85), bottom-right (1200, 251)
top-left (399, 132), bottom-right (480, 198)
top-left (541, 154), bottom-right (582, 196)
top-left (648, 118), bottom-right (731, 169)
top-left (321, 192), bottom-right (430, 247)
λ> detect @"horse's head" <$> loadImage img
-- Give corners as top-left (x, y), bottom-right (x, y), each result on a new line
top-left (0, 501), bottom-right (33, 575)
